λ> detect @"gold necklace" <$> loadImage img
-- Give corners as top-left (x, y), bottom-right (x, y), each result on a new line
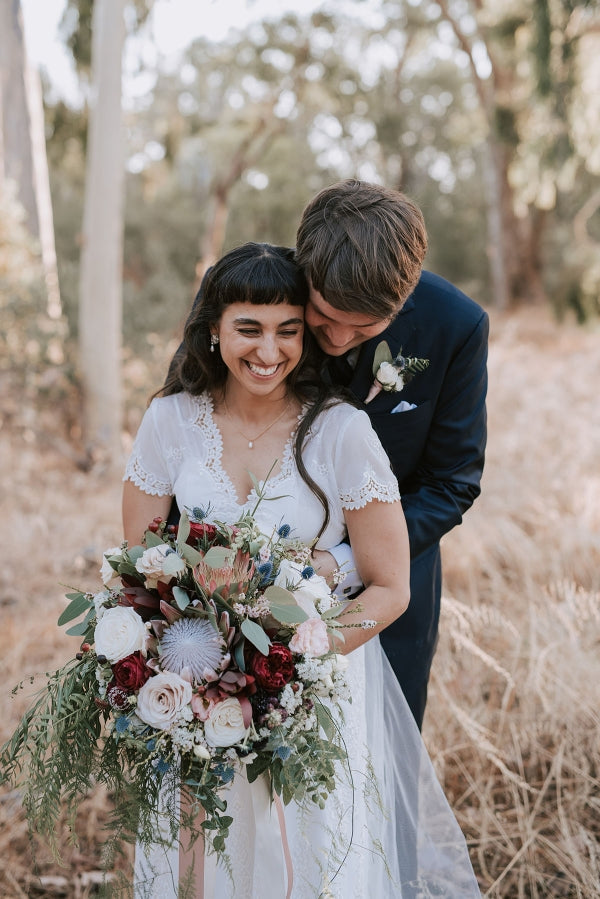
top-left (222, 397), bottom-right (291, 449)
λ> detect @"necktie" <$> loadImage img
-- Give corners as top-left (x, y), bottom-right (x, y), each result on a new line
top-left (326, 353), bottom-right (354, 388)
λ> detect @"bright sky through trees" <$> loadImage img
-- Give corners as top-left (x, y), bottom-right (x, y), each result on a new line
top-left (21, 0), bottom-right (342, 101)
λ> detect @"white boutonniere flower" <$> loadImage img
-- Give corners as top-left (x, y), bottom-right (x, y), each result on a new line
top-left (365, 341), bottom-right (429, 404)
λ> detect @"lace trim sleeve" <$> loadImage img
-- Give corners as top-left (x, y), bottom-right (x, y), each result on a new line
top-left (123, 456), bottom-right (173, 496)
top-left (339, 475), bottom-right (400, 511)
top-left (122, 398), bottom-right (174, 496)
top-left (328, 406), bottom-right (401, 511)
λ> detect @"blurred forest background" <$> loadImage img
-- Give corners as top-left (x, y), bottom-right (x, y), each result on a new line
top-left (1, 0), bottom-right (600, 896)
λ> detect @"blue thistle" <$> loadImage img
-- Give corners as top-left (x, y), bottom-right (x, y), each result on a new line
top-left (257, 560), bottom-right (273, 585)
top-left (215, 764), bottom-right (235, 784)
top-left (115, 716), bottom-right (130, 734)
top-left (277, 524), bottom-right (291, 538)
top-left (301, 565), bottom-right (315, 580)
top-left (275, 745), bottom-right (292, 761)
top-left (192, 507), bottom-right (207, 521)
top-left (155, 757), bottom-right (170, 775)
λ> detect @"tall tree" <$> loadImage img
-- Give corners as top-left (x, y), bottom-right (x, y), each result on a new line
top-left (0, 0), bottom-right (61, 319)
top-left (78, 0), bottom-right (126, 462)
top-left (431, 0), bottom-right (597, 306)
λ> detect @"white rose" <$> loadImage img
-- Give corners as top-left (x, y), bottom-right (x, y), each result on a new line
top-left (135, 544), bottom-right (174, 588)
top-left (274, 559), bottom-right (332, 617)
top-left (136, 671), bottom-right (193, 731)
top-left (93, 589), bottom-right (111, 623)
top-left (376, 361), bottom-right (403, 390)
top-left (94, 605), bottom-right (147, 662)
top-left (204, 697), bottom-right (249, 747)
top-left (289, 617), bottom-right (330, 657)
top-left (333, 653), bottom-right (349, 673)
top-left (100, 547), bottom-right (122, 587)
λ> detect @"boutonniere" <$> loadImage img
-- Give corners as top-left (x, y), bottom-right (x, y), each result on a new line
top-left (365, 341), bottom-right (430, 404)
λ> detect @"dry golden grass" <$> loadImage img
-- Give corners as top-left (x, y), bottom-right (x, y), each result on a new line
top-left (1, 309), bottom-right (599, 897)
top-left (425, 308), bottom-right (600, 898)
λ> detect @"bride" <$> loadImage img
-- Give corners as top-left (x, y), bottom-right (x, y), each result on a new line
top-left (122, 242), bottom-right (480, 898)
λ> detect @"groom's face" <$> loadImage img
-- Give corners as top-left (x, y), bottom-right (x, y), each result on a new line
top-left (305, 286), bottom-right (391, 356)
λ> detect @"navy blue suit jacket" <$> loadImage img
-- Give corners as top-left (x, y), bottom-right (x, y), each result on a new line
top-left (335, 270), bottom-right (488, 727)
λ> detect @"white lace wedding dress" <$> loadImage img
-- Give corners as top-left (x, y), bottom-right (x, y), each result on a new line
top-left (125, 391), bottom-right (480, 899)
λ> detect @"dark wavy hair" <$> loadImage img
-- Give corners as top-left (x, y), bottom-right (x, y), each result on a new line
top-left (161, 242), bottom-right (344, 538)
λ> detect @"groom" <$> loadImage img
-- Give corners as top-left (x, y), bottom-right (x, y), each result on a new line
top-left (296, 180), bottom-right (488, 730)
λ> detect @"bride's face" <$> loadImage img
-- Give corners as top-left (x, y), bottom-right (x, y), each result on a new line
top-left (214, 302), bottom-right (305, 398)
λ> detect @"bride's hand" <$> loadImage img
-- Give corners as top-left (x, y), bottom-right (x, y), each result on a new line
top-left (310, 549), bottom-right (338, 587)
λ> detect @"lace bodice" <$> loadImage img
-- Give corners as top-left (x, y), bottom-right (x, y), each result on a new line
top-left (124, 391), bottom-right (400, 549)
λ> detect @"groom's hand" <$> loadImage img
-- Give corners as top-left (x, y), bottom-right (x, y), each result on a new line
top-left (310, 549), bottom-right (338, 587)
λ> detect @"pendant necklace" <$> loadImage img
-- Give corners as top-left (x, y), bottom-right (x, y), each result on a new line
top-left (223, 398), bottom-right (291, 449)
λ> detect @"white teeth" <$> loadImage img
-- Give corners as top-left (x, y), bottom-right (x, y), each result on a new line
top-left (247, 362), bottom-right (278, 376)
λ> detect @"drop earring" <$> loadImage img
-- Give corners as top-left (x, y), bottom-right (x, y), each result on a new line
top-left (210, 334), bottom-right (219, 353)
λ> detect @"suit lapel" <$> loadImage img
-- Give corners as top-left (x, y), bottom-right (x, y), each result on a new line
top-left (348, 296), bottom-right (416, 406)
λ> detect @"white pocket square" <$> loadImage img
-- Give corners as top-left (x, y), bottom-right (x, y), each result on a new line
top-left (391, 400), bottom-right (417, 413)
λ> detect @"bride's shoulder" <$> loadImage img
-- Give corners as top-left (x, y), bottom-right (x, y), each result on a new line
top-left (146, 390), bottom-right (209, 424)
top-left (312, 400), bottom-right (370, 432)
top-left (148, 390), bottom-right (210, 417)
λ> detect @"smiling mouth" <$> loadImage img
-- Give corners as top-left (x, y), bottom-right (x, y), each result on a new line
top-left (246, 361), bottom-right (280, 377)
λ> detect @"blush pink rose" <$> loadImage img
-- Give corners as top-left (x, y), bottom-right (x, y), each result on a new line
top-left (191, 693), bottom-right (217, 721)
top-left (289, 618), bottom-right (330, 657)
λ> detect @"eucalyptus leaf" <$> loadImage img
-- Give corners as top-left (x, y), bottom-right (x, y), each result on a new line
top-left (269, 603), bottom-right (308, 625)
top-left (57, 593), bottom-right (92, 627)
top-left (248, 470), bottom-right (262, 492)
top-left (180, 542), bottom-right (202, 567)
top-left (176, 509), bottom-right (191, 547)
top-left (321, 605), bottom-right (345, 619)
top-left (248, 540), bottom-right (264, 556)
top-left (372, 340), bottom-right (392, 376)
top-left (162, 553), bottom-right (186, 577)
top-left (126, 546), bottom-right (145, 564)
top-left (240, 619), bottom-right (271, 655)
top-left (234, 639), bottom-right (246, 672)
top-left (316, 703), bottom-right (335, 740)
top-left (66, 619), bottom-right (92, 637)
top-left (172, 586), bottom-right (191, 610)
top-left (264, 585), bottom-right (298, 605)
top-left (144, 530), bottom-right (164, 548)
top-left (203, 546), bottom-right (233, 569)
top-left (328, 629), bottom-right (346, 653)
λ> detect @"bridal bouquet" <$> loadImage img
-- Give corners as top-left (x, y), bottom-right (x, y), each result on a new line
top-left (0, 506), bottom-right (352, 859)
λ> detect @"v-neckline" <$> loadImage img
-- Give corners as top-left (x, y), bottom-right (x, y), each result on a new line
top-left (196, 392), bottom-right (303, 508)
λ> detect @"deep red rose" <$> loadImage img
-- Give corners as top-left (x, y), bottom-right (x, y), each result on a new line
top-left (187, 522), bottom-right (218, 546)
top-left (250, 643), bottom-right (295, 691)
top-left (112, 651), bottom-right (151, 692)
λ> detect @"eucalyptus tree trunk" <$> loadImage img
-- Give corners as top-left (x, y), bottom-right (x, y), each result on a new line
top-left (78, 0), bottom-right (126, 464)
top-left (0, 0), bottom-right (61, 318)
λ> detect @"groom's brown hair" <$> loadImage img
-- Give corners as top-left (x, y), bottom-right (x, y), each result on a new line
top-left (295, 180), bottom-right (428, 320)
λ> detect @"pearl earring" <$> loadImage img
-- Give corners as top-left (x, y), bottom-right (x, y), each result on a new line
top-left (210, 334), bottom-right (219, 353)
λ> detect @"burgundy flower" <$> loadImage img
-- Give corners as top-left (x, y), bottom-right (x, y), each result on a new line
top-left (112, 651), bottom-right (152, 692)
top-left (250, 643), bottom-right (295, 691)
top-left (188, 522), bottom-right (217, 545)
top-left (119, 585), bottom-right (161, 620)
top-left (107, 685), bottom-right (130, 709)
